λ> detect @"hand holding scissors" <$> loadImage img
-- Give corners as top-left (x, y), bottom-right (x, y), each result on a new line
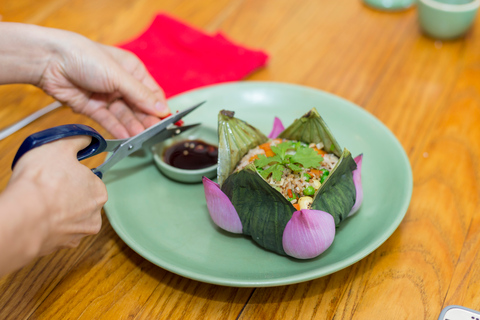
top-left (12, 102), bottom-right (205, 179)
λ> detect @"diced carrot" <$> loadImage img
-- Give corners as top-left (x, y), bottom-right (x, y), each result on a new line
top-left (259, 142), bottom-right (275, 157)
top-left (265, 149), bottom-right (275, 157)
top-left (249, 154), bottom-right (259, 162)
top-left (314, 147), bottom-right (327, 155)
top-left (287, 189), bottom-right (293, 198)
top-left (293, 203), bottom-right (300, 211)
top-left (259, 142), bottom-right (271, 149)
top-left (310, 169), bottom-right (321, 177)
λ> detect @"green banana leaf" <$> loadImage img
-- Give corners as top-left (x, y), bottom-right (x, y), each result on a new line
top-left (278, 108), bottom-right (342, 157)
top-left (217, 110), bottom-right (268, 186)
top-left (311, 149), bottom-right (357, 226)
top-left (221, 163), bottom-right (293, 255)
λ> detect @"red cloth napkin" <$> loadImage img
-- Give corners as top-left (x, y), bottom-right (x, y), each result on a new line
top-left (118, 13), bottom-right (269, 98)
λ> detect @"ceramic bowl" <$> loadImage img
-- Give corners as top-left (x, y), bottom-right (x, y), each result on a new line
top-left (418, 0), bottom-right (480, 40)
top-left (151, 125), bottom-right (218, 183)
top-left (363, 0), bottom-right (415, 11)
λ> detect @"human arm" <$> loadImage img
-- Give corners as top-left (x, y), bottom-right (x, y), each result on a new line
top-left (0, 22), bottom-right (169, 139)
top-left (0, 136), bottom-right (107, 276)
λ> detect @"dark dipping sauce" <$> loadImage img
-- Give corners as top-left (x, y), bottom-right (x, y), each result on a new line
top-left (163, 140), bottom-right (218, 170)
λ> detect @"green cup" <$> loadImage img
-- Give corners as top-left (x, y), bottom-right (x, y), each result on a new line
top-left (364, 0), bottom-right (416, 10)
top-left (418, 0), bottom-right (480, 40)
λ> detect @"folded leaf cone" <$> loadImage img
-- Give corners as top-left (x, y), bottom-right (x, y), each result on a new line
top-left (278, 108), bottom-right (342, 157)
top-left (217, 110), bottom-right (268, 186)
top-left (311, 149), bottom-right (357, 225)
top-left (203, 108), bottom-right (362, 259)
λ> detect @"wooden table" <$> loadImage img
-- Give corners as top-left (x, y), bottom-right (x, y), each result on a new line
top-left (1, 0), bottom-right (480, 319)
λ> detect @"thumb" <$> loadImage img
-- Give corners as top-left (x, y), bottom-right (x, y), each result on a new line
top-left (58, 135), bottom-right (93, 156)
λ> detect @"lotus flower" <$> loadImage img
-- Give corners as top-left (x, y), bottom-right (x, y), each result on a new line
top-left (203, 108), bottom-right (363, 259)
top-left (268, 117), bottom-right (285, 139)
top-left (283, 209), bottom-right (335, 259)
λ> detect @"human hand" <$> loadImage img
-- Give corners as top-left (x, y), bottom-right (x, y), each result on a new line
top-left (0, 22), bottom-right (169, 139)
top-left (39, 32), bottom-right (169, 139)
top-left (7, 136), bottom-right (107, 256)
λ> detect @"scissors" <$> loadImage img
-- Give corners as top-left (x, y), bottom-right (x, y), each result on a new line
top-left (11, 101), bottom-right (205, 179)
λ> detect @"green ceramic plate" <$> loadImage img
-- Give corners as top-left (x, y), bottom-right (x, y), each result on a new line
top-left (103, 81), bottom-right (413, 287)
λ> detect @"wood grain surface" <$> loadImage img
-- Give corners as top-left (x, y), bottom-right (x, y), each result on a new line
top-left (1, 0), bottom-right (479, 319)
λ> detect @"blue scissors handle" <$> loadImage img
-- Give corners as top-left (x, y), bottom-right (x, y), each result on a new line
top-left (11, 124), bottom-right (107, 178)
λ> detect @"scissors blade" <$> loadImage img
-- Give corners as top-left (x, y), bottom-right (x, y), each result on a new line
top-left (142, 123), bottom-right (201, 149)
top-left (129, 101), bottom-right (205, 149)
top-left (103, 123), bottom-right (201, 152)
top-left (93, 123), bottom-right (201, 177)
top-left (107, 100), bottom-right (204, 152)
top-left (92, 101), bottom-right (205, 177)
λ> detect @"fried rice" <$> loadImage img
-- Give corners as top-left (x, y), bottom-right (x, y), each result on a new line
top-left (235, 139), bottom-right (339, 205)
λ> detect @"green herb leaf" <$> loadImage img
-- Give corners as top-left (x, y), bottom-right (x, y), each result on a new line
top-left (254, 154), bottom-right (282, 167)
top-left (260, 163), bottom-right (285, 181)
top-left (290, 147), bottom-right (324, 168)
top-left (286, 163), bottom-right (303, 172)
top-left (255, 141), bottom-right (324, 181)
top-left (271, 142), bottom-right (295, 160)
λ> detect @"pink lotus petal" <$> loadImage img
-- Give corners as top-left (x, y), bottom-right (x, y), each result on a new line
top-left (282, 209), bottom-right (335, 259)
top-left (202, 176), bottom-right (243, 233)
top-left (268, 117), bottom-right (285, 139)
top-left (348, 154), bottom-right (364, 217)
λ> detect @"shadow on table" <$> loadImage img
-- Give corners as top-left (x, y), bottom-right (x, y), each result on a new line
top-left (103, 219), bottom-right (387, 310)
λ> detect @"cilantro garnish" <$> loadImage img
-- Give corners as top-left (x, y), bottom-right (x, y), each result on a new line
top-left (290, 147), bottom-right (325, 168)
top-left (254, 141), bottom-right (324, 181)
top-left (259, 163), bottom-right (284, 181)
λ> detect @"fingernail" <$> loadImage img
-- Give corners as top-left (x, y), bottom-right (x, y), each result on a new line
top-left (155, 101), bottom-right (168, 115)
